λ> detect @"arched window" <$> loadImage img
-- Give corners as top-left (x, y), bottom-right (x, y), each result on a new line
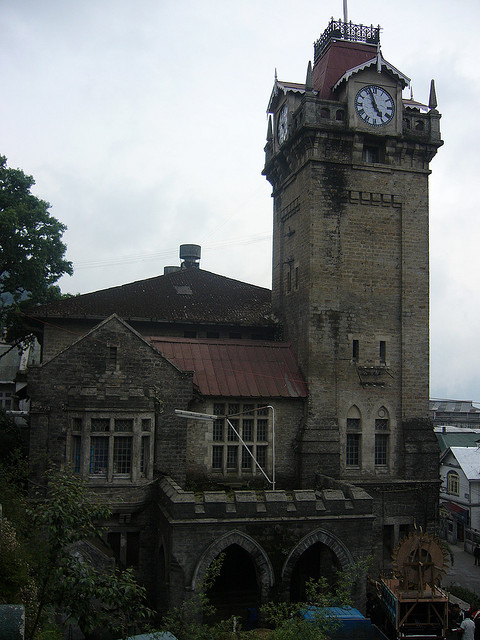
top-left (415, 120), bottom-right (425, 131)
top-left (375, 407), bottom-right (390, 466)
top-left (447, 471), bottom-right (460, 496)
top-left (320, 107), bottom-right (330, 119)
top-left (336, 109), bottom-right (345, 121)
top-left (346, 406), bottom-right (361, 467)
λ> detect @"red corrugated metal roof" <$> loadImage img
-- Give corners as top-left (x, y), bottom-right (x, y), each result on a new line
top-left (148, 337), bottom-right (307, 399)
top-left (441, 501), bottom-right (468, 516)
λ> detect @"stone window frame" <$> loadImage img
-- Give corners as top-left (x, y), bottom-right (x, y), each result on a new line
top-left (0, 390), bottom-right (13, 409)
top-left (210, 401), bottom-right (271, 477)
top-left (346, 407), bottom-right (362, 468)
top-left (374, 407), bottom-right (391, 468)
top-left (68, 411), bottom-right (154, 483)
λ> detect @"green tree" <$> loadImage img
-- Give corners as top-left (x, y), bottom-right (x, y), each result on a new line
top-left (0, 408), bottom-right (28, 463)
top-left (261, 557), bottom-right (372, 640)
top-left (0, 155), bottom-right (73, 339)
top-left (0, 466), bottom-right (152, 639)
top-left (157, 556), bottom-right (371, 640)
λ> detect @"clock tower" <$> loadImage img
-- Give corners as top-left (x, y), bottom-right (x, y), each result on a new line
top-left (263, 18), bottom-right (442, 547)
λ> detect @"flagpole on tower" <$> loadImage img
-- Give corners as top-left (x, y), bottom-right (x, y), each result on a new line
top-left (343, 0), bottom-right (348, 23)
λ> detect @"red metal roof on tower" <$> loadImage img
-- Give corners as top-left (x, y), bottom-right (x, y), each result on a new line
top-left (313, 40), bottom-right (378, 99)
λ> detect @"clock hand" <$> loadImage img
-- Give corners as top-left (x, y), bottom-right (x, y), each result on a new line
top-left (368, 87), bottom-right (383, 118)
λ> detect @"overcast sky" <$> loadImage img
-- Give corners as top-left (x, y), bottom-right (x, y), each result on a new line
top-left (1, 0), bottom-right (479, 403)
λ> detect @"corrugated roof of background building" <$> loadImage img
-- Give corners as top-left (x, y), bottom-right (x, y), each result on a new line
top-left (435, 428), bottom-right (480, 453)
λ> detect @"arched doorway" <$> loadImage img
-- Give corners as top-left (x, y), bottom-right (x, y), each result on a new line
top-left (289, 541), bottom-right (341, 601)
top-left (192, 530), bottom-right (274, 626)
top-left (207, 543), bottom-right (259, 622)
top-left (282, 528), bottom-right (353, 603)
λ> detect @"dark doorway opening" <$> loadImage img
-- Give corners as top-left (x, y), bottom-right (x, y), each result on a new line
top-left (157, 544), bottom-right (167, 611)
top-left (207, 544), bottom-right (259, 625)
top-left (290, 541), bottom-right (341, 602)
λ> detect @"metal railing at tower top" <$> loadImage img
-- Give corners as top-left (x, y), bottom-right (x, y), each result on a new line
top-left (314, 19), bottom-right (381, 62)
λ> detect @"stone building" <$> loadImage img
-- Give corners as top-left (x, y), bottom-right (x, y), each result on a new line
top-left (24, 16), bottom-right (442, 618)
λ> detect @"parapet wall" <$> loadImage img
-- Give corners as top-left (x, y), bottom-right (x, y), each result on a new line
top-left (158, 476), bottom-right (373, 521)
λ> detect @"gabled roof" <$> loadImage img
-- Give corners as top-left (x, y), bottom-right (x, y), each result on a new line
top-left (147, 337), bottom-right (307, 399)
top-left (29, 268), bottom-right (274, 328)
top-left (441, 447), bottom-right (480, 481)
top-left (403, 98), bottom-right (429, 113)
top-left (436, 428), bottom-right (480, 453)
top-left (332, 51), bottom-right (410, 92)
top-left (267, 79), bottom-right (308, 113)
top-left (36, 314), bottom-right (186, 378)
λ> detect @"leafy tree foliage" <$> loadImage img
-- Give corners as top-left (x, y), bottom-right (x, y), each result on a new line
top-left (260, 558), bottom-right (371, 640)
top-left (0, 465), bottom-right (152, 639)
top-left (158, 554), bottom-right (371, 640)
top-left (0, 155), bottom-right (73, 338)
top-left (0, 408), bottom-right (27, 463)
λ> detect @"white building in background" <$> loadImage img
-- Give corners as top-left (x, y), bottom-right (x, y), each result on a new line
top-left (440, 446), bottom-right (480, 543)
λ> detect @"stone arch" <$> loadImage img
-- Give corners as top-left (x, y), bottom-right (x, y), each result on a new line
top-left (374, 405), bottom-right (390, 423)
top-left (347, 404), bottom-right (362, 423)
top-left (372, 403), bottom-right (397, 430)
top-left (281, 527), bottom-right (354, 587)
top-left (191, 530), bottom-right (274, 600)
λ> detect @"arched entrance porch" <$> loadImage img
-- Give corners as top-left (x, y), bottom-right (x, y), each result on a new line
top-left (282, 528), bottom-right (354, 602)
top-left (191, 530), bottom-right (274, 623)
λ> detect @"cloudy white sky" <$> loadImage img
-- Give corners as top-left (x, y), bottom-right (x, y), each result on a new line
top-left (1, 0), bottom-right (479, 402)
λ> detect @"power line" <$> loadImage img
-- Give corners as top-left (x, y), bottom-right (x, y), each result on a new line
top-left (74, 233), bottom-right (271, 270)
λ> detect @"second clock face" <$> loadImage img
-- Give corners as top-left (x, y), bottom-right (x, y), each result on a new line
top-left (277, 104), bottom-right (288, 144)
top-left (355, 85), bottom-right (395, 127)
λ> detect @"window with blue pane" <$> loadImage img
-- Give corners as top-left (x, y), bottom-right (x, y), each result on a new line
top-left (90, 436), bottom-right (109, 476)
top-left (70, 413), bottom-right (153, 481)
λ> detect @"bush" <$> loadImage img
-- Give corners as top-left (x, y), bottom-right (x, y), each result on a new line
top-left (448, 585), bottom-right (480, 608)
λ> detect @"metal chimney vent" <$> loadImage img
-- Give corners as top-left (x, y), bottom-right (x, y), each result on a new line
top-left (180, 244), bottom-right (201, 269)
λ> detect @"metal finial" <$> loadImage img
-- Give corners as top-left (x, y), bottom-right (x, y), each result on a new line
top-left (376, 42), bottom-right (381, 73)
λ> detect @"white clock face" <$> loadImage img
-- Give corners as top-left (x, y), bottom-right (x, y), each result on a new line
top-left (277, 104), bottom-right (288, 143)
top-left (355, 85), bottom-right (395, 127)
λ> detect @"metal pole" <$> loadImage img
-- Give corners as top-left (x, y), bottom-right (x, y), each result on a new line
top-left (225, 417), bottom-right (274, 488)
top-left (267, 405), bottom-right (275, 491)
top-left (175, 407), bottom-right (276, 490)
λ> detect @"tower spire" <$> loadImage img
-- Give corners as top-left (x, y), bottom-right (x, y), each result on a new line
top-left (429, 79), bottom-right (438, 110)
top-left (305, 60), bottom-right (313, 91)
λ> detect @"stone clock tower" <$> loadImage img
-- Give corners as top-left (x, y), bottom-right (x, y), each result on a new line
top-left (263, 19), bottom-right (443, 547)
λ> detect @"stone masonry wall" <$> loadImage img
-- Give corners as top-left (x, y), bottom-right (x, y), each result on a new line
top-left (156, 476), bottom-right (374, 610)
top-left (27, 315), bottom-right (194, 485)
